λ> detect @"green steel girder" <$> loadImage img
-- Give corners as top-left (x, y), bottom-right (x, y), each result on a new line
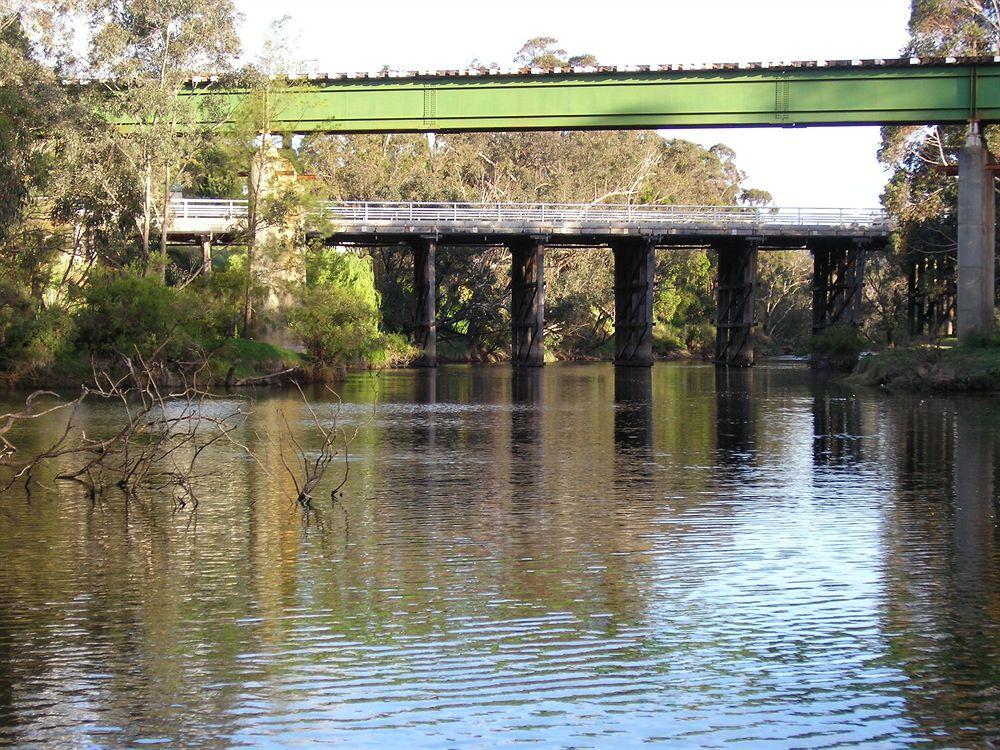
top-left (160, 61), bottom-right (1000, 133)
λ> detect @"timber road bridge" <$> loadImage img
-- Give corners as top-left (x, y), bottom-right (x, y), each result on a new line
top-left (168, 198), bottom-right (888, 368)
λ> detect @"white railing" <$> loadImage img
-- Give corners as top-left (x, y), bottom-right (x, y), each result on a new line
top-left (169, 198), bottom-right (248, 220)
top-left (168, 199), bottom-right (889, 229)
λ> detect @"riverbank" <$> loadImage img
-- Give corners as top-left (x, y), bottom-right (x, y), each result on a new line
top-left (7, 339), bottom-right (329, 390)
top-left (852, 342), bottom-right (1000, 392)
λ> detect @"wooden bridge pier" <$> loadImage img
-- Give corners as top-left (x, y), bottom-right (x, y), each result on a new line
top-left (908, 251), bottom-right (956, 339)
top-left (811, 239), bottom-right (868, 334)
top-left (613, 238), bottom-right (656, 367)
top-left (199, 235), bottom-right (213, 275)
top-left (510, 237), bottom-right (546, 367)
top-left (410, 236), bottom-right (437, 367)
top-left (714, 239), bottom-right (759, 367)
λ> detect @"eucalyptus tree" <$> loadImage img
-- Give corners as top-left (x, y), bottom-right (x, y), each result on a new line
top-left (0, 12), bottom-right (46, 247)
top-left (84, 0), bottom-right (241, 279)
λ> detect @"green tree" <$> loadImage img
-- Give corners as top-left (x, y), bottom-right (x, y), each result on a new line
top-left (85, 0), bottom-right (241, 278)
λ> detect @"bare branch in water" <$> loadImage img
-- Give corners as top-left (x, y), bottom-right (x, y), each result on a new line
top-left (0, 352), bottom-right (365, 519)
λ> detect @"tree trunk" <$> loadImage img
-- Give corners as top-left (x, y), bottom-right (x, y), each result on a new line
top-left (142, 165), bottom-right (152, 269)
top-left (241, 153), bottom-right (260, 339)
top-left (159, 165), bottom-right (171, 284)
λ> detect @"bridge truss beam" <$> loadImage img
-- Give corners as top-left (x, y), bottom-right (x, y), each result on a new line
top-left (159, 60), bottom-right (1000, 133)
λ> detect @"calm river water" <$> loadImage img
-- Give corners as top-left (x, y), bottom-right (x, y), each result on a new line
top-left (0, 362), bottom-right (997, 748)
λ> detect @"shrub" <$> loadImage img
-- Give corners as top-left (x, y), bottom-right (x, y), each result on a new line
top-left (685, 321), bottom-right (716, 356)
top-left (0, 280), bottom-right (74, 375)
top-left (200, 265), bottom-right (251, 338)
top-left (75, 272), bottom-right (204, 359)
top-left (653, 323), bottom-right (686, 354)
top-left (287, 285), bottom-right (381, 367)
top-left (809, 324), bottom-right (866, 371)
top-left (306, 247), bottom-right (381, 308)
top-left (367, 332), bottom-right (419, 369)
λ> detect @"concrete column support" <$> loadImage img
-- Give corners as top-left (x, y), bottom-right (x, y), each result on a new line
top-left (411, 237), bottom-right (437, 367)
top-left (811, 240), bottom-right (868, 334)
top-left (613, 237), bottom-right (656, 367)
top-left (509, 237), bottom-right (546, 367)
top-left (714, 239), bottom-right (758, 367)
top-left (957, 122), bottom-right (996, 342)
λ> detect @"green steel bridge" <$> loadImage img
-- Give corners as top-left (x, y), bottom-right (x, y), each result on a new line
top-left (134, 56), bottom-right (1000, 132)
top-left (127, 56), bottom-right (998, 364)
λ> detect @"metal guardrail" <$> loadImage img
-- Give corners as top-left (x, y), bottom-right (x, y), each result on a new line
top-left (168, 199), bottom-right (889, 229)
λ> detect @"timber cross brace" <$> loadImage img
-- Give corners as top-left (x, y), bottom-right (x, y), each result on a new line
top-left (908, 251), bottom-right (957, 339)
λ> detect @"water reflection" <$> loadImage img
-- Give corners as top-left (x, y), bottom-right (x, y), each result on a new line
top-left (812, 381), bottom-right (863, 466)
top-left (881, 397), bottom-right (999, 745)
top-left (714, 367), bottom-right (756, 463)
top-left (0, 363), bottom-right (997, 747)
top-left (613, 367), bottom-right (653, 453)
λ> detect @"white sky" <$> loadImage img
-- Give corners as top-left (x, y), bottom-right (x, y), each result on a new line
top-left (236, 0), bottom-right (912, 207)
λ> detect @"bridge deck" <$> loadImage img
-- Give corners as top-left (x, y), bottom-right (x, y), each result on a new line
top-left (167, 199), bottom-right (889, 247)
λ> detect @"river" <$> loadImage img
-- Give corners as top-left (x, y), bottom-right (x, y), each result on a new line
top-left (0, 362), bottom-right (997, 748)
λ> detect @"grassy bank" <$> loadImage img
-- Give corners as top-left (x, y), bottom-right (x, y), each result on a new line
top-left (852, 340), bottom-right (1000, 392)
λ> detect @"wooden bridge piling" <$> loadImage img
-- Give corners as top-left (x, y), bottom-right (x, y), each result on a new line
top-left (411, 236), bottom-right (438, 367)
top-left (811, 239), bottom-right (869, 334)
top-left (613, 238), bottom-right (656, 368)
top-left (714, 239), bottom-right (759, 367)
top-left (510, 237), bottom-right (546, 368)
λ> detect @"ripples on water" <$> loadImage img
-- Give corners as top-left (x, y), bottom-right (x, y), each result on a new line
top-left (0, 363), bottom-right (997, 748)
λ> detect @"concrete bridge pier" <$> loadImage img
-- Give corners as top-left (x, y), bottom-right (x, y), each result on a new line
top-left (410, 236), bottom-right (437, 367)
top-left (811, 239), bottom-right (868, 334)
top-left (714, 239), bottom-right (758, 367)
top-left (509, 237), bottom-right (546, 367)
top-left (613, 237), bottom-right (656, 367)
top-left (957, 122), bottom-right (996, 342)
